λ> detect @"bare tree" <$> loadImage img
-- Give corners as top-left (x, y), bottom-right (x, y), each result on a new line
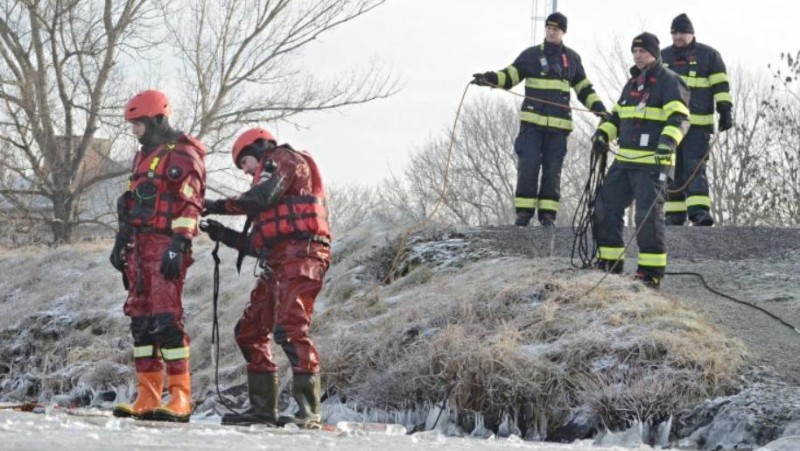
top-left (159, 0), bottom-right (398, 152)
top-left (0, 0), bottom-right (158, 244)
top-left (761, 51), bottom-right (800, 225)
top-left (707, 66), bottom-right (773, 226)
top-left (326, 182), bottom-right (378, 237)
top-left (388, 94), bottom-right (518, 226)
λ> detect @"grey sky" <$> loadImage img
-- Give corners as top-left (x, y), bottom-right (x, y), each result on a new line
top-left (270, 0), bottom-right (798, 186)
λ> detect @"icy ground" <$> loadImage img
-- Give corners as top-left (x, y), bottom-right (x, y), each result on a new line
top-left (0, 409), bottom-right (650, 451)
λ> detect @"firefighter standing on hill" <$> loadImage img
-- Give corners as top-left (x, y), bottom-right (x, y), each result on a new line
top-left (472, 12), bottom-right (607, 227)
top-left (591, 32), bottom-right (691, 289)
top-left (200, 128), bottom-right (331, 429)
top-left (109, 90), bottom-right (207, 422)
top-left (662, 13), bottom-right (733, 226)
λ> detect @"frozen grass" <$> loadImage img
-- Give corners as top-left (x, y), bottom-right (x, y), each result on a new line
top-left (0, 225), bottom-right (748, 440)
top-left (315, 228), bottom-right (748, 438)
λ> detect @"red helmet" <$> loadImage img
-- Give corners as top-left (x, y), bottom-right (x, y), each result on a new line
top-left (232, 128), bottom-right (276, 167)
top-left (124, 90), bottom-right (172, 121)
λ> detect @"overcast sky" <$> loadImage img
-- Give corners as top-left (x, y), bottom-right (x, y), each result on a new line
top-left (270, 0), bottom-right (799, 187)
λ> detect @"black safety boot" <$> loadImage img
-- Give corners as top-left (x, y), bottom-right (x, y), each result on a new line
top-left (594, 260), bottom-right (624, 274)
top-left (221, 372), bottom-right (279, 426)
top-left (690, 210), bottom-right (714, 226)
top-left (633, 271), bottom-right (661, 290)
top-left (539, 213), bottom-right (555, 228)
top-left (514, 211), bottom-right (533, 226)
top-left (286, 373), bottom-right (322, 430)
top-left (664, 213), bottom-right (687, 226)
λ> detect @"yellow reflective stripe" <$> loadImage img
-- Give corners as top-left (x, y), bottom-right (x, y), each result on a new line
top-left (638, 253), bottom-right (667, 268)
top-left (663, 100), bottom-right (690, 118)
top-left (496, 71), bottom-right (506, 87)
top-left (708, 72), bottom-right (729, 85)
top-left (520, 111), bottom-right (573, 130)
top-left (573, 78), bottom-right (591, 92)
top-left (172, 217), bottom-right (197, 230)
top-left (181, 181), bottom-right (195, 198)
top-left (134, 345), bottom-right (154, 359)
top-left (585, 93), bottom-right (602, 109)
top-left (149, 157), bottom-right (161, 172)
top-left (599, 247), bottom-right (625, 260)
top-left (714, 92), bottom-right (732, 103)
top-left (665, 200), bottom-right (687, 213)
top-left (506, 65), bottom-right (520, 86)
top-left (599, 122), bottom-right (618, 142)
top-left (615, 148), bottom-right (674, 166)
top-left (681, 76), bottom-right (711, 88)
top-left (161, 347), bottom-right (190, 361)
top-left (686, 195), bottom-right (712, 208)
top-left (525, 78), bottom-right (570, 92)
top-left (538, 199), bottom-right (559, 212)
top-left (690, 114), bottom-right (715, 126)
top-left (662, 125), bottom-right (684, 144)
top-left (514, 197), bottom-right (537, 209)
top-left (616, 105), bottom-right (667, 121)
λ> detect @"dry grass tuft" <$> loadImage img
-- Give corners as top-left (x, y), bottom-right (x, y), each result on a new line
top-left (319, 255), bottom-right (748, 437)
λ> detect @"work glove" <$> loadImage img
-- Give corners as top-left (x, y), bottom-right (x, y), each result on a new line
top-left (471, 71), bottom-right (498, 87)
top-left (202, 198), bottom-right (226, 217)
top-left (591, 104), bottom-right (609, 120)
top-left (591, 131), bottom-right (608, 155)
top-left (654, 144), bottom-right (672, 166)
top-left (718, 111), bottom-right (733, 132)
top-left (199, 219), bottom-right (242, 249)
top-left (109, 229), bottom-right (131, 272)
top-left (160, 235), bottom-right (189, 280)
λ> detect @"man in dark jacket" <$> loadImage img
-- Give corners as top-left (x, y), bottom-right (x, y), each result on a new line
top-left (591, 32), bottom-right (691, 289)
top-left (472, 12), bottom-right (607, 227)
top-left (662, 13), bottom-right (733, 226)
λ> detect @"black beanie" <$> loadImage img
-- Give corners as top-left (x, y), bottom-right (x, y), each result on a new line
top-left (671, 13), bottom-right (695, 34)
top-left (631, 32), bottom-right (661, 59)
top-left (545, 12), bottom-right (567, 33)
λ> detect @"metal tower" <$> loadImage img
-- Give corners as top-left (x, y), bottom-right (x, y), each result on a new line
top-left (531, 0), bottom-right (558, 44)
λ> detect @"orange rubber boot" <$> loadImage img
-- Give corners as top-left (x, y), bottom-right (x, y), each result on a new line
top-left (151, 373), bottom-right (192, 422)
top-left (113, 371), bottom-right (163, 419)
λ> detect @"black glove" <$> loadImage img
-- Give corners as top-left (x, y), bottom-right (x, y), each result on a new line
top-left (202, 198), bottom-right (226, 217)
top-left (160, 235), bottom-right (189, 280)
top-left (199, 219), bottom-right (242, 249)
top-left (718, 111), bottom-right (733, 132)
top-left (592, 105), bottom-right (609, 120)
top-left (471, 71), bottom-right (498, 87)
top-left (654, 143), bottom-right (672, 166)
top-left (109, 230), bottom-right (131, 272)
top-left (591, 131), bottom-right (608, 155)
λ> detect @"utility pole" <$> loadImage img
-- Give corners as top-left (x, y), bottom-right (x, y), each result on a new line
top-left (530, 0), bottom-right (558, 44)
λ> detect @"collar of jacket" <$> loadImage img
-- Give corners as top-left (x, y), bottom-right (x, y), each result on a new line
top-left (674, 38), bottom-right (697, 57)
top-left (629, 58), bottom-right (664, 79)
top-left (542, 40), bottom-right (564, 55)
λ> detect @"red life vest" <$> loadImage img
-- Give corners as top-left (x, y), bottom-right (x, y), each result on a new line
top-left (252, 149), bottom-right (331, 248)
top-left (127, 142), bottom-right (200, 233)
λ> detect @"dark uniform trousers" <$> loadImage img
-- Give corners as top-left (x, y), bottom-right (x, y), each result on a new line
top-left (666, 127), bottom-right (712, 222)
top-left (514, 124), bottom-right (568, 221)
top-left (593, 165), bottom-right (668, 279)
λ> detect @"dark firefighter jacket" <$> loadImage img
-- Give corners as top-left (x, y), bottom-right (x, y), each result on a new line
top-left (597, 61), bottom-right (691, 168)
top-left (662, 39), bottom-right (732, 129)
top-left (494, 41), bottom-right (606, 133)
